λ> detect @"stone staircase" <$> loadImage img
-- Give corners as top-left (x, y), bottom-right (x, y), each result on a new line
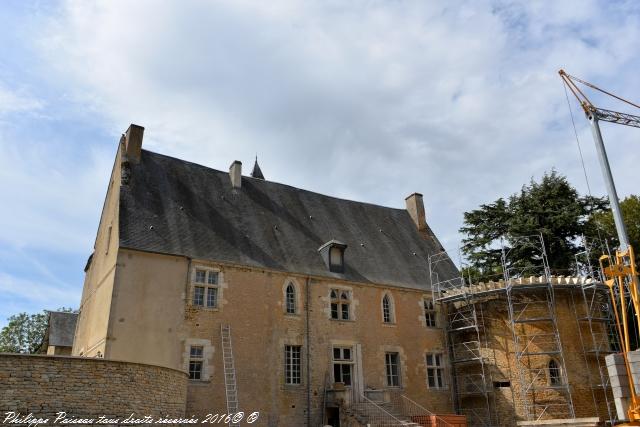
top-left (344, 400), bottom-right (422, 427)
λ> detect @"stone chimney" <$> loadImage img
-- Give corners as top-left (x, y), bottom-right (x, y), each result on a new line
top-left (229, 160), bottom-right (242, 189)
top-left (405, 193), bottom-right (427, 231)
top-left (124, 124), bottom-right (145, 163)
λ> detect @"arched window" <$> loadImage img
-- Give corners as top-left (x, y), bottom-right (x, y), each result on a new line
top-left (382, 294), bottom-right (393, 323)
top-left (330, 289), bottom-right (351, 320)
top-left (549, 359), bottom-right (562, 385)
top-left (286, 283), bottom-right (296, 314)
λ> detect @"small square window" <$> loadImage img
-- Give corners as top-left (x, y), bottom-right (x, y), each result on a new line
top-left (333, 348), bottom-right (341, 360)
top-left (343, 348), bottom-right (351, 360)
top-left (207, 271), bottom-right (219, 285)
top-left (333, 347), bottom-right (351, 361)
top-left (190, 345), bottom-right (203, 358)
top-left (193, 286), bottom-right (205, 306)
top-left (195, 270), bottom-right (206, 283)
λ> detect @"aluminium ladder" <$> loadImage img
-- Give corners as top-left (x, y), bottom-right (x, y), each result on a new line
top-left (221, 324), bottom-right (240, 427)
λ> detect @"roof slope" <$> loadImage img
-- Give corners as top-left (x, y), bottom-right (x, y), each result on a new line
top-left (119, 150), bottom-right (458, 290)
top-left (47, 312), bottom-right (78, 347)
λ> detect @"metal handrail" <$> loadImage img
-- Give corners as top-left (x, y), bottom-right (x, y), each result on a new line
top-left (349, 388), bottom-right (408, 426)
top-left (359, 394), bottom-right (406, 424)
top-left (399, 394), bottom-right (455, 427)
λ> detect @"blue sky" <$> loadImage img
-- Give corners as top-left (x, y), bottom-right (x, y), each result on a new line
top-left (1, 0), bottom-right (639, 328)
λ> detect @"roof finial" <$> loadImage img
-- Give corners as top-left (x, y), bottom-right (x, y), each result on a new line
top-left (251, 156), bottom-right (265, 180)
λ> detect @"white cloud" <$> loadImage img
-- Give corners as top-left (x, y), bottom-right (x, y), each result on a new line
top-left (0, 271), bottom-right (80, 328)
top-left (0, 137), bottom-right (113, 254)
top-left (0, 271), bottom-right (78, 305)
top-left (29, 0), bottom-right (640, 254)
top-left (0, 83), bottom-right (43, 115)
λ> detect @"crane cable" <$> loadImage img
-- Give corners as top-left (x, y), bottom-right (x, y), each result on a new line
top-left (562, 70), bottom-right (640, 111)
top-left (563, 81), bottom-right (593, 198)
top-left (561, 80), bottom-right (609, 255)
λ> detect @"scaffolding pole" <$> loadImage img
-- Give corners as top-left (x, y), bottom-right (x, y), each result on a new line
top-left (503, 235), bottom-right (575, 421)
top-left (431, 251), bottom-right (497, 427)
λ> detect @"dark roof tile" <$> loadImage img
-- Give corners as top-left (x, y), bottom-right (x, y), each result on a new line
top-left (119, 150), bottom-right (458, 290)
top-left (47, 312), bottom-right (78, 347)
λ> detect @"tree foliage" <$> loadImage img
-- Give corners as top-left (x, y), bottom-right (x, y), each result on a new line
top-left (460, 170), bottom-right (609, 281)
top-left (0, 312), bottom-right (48, 354)
top-left (0, 307), bottom-right (76, 354)
top-left (587, 195), bottom-right (640, 263)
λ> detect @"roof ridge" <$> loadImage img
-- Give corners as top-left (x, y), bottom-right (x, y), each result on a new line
top-left (140, 148), bottom-right (407, 212)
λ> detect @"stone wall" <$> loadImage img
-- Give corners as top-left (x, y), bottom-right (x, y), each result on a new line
top-left (451, 288), bottom-right (615, 426)
top-left (99, 250), bottom-right (455, 426)
top-left (0, 354), bottom-right (187, 421)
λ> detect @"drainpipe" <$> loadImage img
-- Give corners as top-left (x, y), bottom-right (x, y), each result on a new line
top-left (306, 277), bottom-right (311, 427)
top-left (184, 258), bottom-right (192, 303)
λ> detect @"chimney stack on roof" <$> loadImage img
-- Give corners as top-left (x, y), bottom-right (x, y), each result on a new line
top-left (229, 161), bottom-right (242, 189)
top-left (124, 124), bottom-right (145, 164)
top-left (405, 193), bottom-right (427, 231)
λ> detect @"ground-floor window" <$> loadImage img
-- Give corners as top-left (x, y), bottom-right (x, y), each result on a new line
top-left (333, 346), bottom-right (353, 386)
top-left (385, 352), bottom-right (400, 387)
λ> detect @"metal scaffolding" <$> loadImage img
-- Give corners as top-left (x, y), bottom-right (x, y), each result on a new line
top-left (502, 235), bottom-right (575, 421)
top-left (430, 251), bottom-right (497, 427)
top-left (570, 241), bottom-right (619, 425)
top-left (449, 302), bottom-right (496, 427)
top-left (430, 234), bottom-right (626, 425)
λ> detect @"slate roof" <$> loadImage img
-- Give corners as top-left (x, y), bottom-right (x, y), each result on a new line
top-left (46, 311), bottom-right (78, 347)
top-left (119, 150), bottom-right (458, 290)
top-left (251, 158), bottom-right (265, 180)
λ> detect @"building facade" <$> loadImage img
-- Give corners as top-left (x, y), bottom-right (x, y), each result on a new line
top-left (72, 124), bottom-right (614, 426)
top-left (73, 125), bottom-right (459, 426)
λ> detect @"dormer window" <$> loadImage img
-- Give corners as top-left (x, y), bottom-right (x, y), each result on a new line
top-left (318, 240), bottom-right (347, 273)
top-left (330, 247), bottom-right (342, 269)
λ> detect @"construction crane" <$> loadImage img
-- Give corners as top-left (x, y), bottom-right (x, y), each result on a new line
top-left (559, 69), bottom-right (640, 424)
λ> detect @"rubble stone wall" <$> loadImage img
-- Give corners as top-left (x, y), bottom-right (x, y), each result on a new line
top-left (0, 354), bottom-right (187, 421)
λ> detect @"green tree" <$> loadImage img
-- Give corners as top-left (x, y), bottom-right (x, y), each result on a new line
top-left (0, 307), bottom-right (76, 354)
top-left (460, 170), bottom-right (608, 280)
top-left (587, 195), bottom-right (640, 263)
top-left (0, 312), bottom-right (48, 354)
top-left (460, 198), bottom-right (509, 281)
